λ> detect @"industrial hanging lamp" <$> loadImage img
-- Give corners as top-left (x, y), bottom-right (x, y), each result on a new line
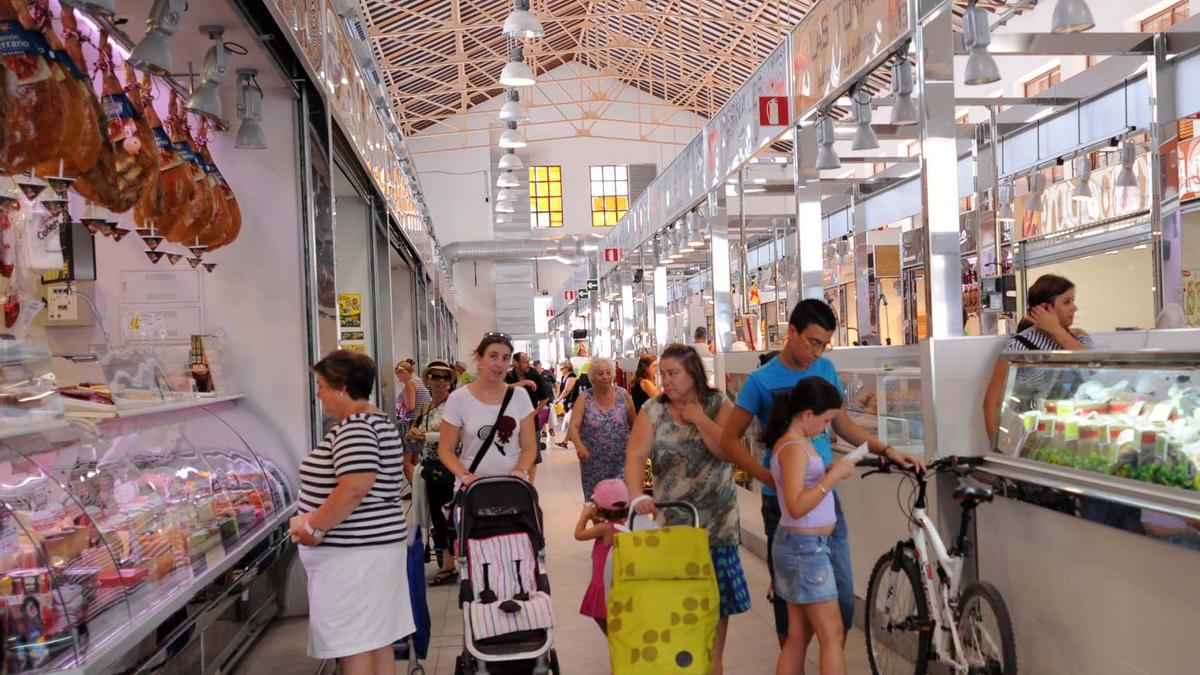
top-left (496, 187), bottom-right (517, 202)
top-left (502, 0), bottom-right (545, 39)
top-left (499, 45), bottom-right (536, 87)
top-left (851, 86), bottom-right (879, 151)
top-left (498, 149), bottom-right (524, 170)
top-left (997, 179), bottom-right (1015, 224)
top-left (890, 53), bottom-right (918, 126)
top-left (1051, 0), bottom-right (1095, 34)
top-left (1072, 155), bottom-right (1093, 202)
top-left (186, 26), bottom-right (231, 117)
top-left (498, 121), bottom-right (527, 148)
top-left (498, 89), bottom-right (529, 122)
top-left (963, 1), bottom-right (1001, 86)
top-left (1027, 173), bottom-right (1047, 212)
top-left (234, 69), bottom-right (266, 149)
top-left (815, 115), bottom-right (841, 170)
top-left (128, 0), bottom-right (188, 75)
top-left (497, 170), bottom-right (519, 188)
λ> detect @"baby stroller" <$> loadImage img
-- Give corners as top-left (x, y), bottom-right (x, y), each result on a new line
top-left (454, 477), bottom-right (560, 675)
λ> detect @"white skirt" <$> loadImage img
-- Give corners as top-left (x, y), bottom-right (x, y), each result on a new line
top-left (299, 542), bottom-right (416, 659)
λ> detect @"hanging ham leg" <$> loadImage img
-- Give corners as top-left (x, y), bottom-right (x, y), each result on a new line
top-left (164, 92), bottom-right (213, 244)
top-left (194, 118), bottom-right (235, 249)
top-left (33, 0), bottom-right (99, 177)
top-left (0, 0), bottom-right (69, 172)
top-left (132, 70), bottom-right (192, 239)
top-left (16, 0), bottom-right (89, 177)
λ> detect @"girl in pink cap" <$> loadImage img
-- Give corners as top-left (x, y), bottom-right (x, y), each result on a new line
top-left (574, 478), bottom-right (631, 634)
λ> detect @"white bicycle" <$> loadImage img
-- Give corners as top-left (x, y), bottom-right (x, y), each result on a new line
top-left (856, 455), bottom-right (1016, 675)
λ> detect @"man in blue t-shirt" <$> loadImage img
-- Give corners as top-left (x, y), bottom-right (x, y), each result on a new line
top-left (719, 299), bottom-right (924, 645)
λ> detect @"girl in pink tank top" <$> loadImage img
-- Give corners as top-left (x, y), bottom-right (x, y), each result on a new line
top-left (760, 376), bottom-right (857, 675)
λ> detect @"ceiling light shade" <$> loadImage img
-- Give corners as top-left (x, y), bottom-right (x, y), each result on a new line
top-left (495, 212), bottom-right (514, 224)
top-left (498, 149), bottom-right (524, 170)
top-left (815, 115), bottom-right (841, 170)
top-left (502, 0), bottom-right (544, 39)
top-left (890, 56), bottom-right (918, 126)
top-left (496, 187), bottom-right (517, 202)
top-left (687, 211), bottom-right (704, 247)
top-left (851, 87), bottom-right (879, 151)
top-left (498, 121), bottom-right (526, 148)
top-left (963, 4), bottom-right (1001, 86)
top-left (499, 45), bottom-right (536, 87)
top-left (496, 200), bottom-right (515, 213)
top-left (234, 69), bottom-right (266, 149)
top-left (1051, 0), bottom-right (1095, 34)
top-left (997, 180), bottom-right (1015, 223)
top-left (1027, 173), bottom-right (1046, 212)
top-left (1116, 139), bottom-right (1138, 189)
top-left (1072, 156), bottom-right (1093, 201)
top-left (128, 0), bottom-right (188, 75)
top-left (497, 170), bottom-right (519, 188)
top-left (498, 89), bottom-right (529, 122)
top-left (187, 26), bottom-right (230, 117)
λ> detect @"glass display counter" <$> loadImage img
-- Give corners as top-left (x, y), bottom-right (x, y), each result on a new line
top-left (838, 367), bottom-right (924, 454)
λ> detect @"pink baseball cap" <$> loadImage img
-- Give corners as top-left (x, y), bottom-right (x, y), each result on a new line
top-left (592, 479), bottom-right (630, 511)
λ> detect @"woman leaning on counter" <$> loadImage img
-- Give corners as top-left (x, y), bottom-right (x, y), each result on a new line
top-left (292, 350), bottom-right (414, 675)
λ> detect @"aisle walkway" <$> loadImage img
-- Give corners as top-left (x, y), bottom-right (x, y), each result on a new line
top-left (236, 448), bottom-right (870, 674)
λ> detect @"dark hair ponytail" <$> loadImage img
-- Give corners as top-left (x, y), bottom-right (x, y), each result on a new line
top-left (759, 376), bottom-right (843, 449)
top-left (1018, 274), bottom-right (1075, 332)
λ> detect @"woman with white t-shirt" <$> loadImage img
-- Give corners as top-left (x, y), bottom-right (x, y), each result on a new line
top-left (439, 333), bottom-right (537, 485)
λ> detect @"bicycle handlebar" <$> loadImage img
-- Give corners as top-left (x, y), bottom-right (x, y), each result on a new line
top-left (856, 454), bottom-right (985, 476)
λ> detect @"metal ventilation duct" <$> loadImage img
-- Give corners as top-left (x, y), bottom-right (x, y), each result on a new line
top-left (439, 235), bottom-right (596, 266)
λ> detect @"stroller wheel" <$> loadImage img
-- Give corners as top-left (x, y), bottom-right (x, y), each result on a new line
top-left (550, 650), bottom-right (561, 675)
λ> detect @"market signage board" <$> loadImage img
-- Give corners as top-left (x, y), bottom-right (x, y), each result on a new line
top-left (586, 279), bottom-right (599, 292)
top-left (1015, 153), bottom-right (1152, 241)
top-left (706, 41), bottom-right (790, 194)
top-left (790, 0), bottom-right (912, 120)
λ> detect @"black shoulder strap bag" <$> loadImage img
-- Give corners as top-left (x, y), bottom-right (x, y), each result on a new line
top-left (467, 387), bottom-right (516, 475)
top-left (1012, 334), bottom-right (1041, 351)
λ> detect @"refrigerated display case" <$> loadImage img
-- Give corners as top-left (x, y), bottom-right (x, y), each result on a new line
top-left (838, 367), bottom-right (924, 454)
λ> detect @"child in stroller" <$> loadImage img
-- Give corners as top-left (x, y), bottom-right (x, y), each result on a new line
top-left (454, 476), bottom-right (561, 675)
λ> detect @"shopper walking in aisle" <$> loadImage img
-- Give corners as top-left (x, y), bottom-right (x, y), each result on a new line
top-left (568, 357), bottom-right (635, 500)
top-left (763, 377), bottom-right (859, 675)
top-left (506, 352), bottom-right (554, 481)
top-left (454, 361), bottom-right (474, 386)
top-left (719, 299), bottom-right (924, 647)
top-left (624, 344), bottom-right (749, 675)
top-left (552, 360), bottom-right (577, 445)
top-left (628, 354), bottom-right (660, 414)
top-left (983, 274), bottom-right (1093, 442)
top-left (692, 326), bottom-right (716, 386)
top-left (403, 360), bottom-right (458, 586)
top-left (293, 350), bottom-right (415, 675)
top-left (574, 478), bottom-right (631, 635)
top-left (394, 360), bottom-right (422, 437)
top-left (439, 333), bottom-right (537, 485)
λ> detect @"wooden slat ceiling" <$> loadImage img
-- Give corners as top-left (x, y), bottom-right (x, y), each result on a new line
top-left (359, 0), bottom-right (994, 138)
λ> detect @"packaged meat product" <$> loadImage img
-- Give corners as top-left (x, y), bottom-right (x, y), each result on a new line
top-left (194, 117), bottom-right (234, 248)
top-left (165, 91), bottom-right (213, 244)
top-left (21, 0), bottom-right (95, 177)
top-left (132, 70), bottom-right (193, 239)
top-left (0, 0), bottom-right (69, 172)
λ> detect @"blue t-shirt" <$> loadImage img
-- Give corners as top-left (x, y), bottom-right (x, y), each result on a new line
top-left (734, 356), bottom-right (845, 496)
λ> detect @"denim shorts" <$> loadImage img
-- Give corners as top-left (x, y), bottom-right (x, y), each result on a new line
top-left (771, 531), bottom-right (837, 605)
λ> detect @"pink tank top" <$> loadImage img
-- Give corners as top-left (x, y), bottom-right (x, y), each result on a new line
top-left (770, 439), bottom-right (836, 529)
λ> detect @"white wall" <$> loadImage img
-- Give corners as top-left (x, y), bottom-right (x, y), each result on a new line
top-left (1028, 246), bottom-right (1157, 332)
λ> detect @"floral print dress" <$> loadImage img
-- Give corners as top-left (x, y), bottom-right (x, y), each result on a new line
top-left (578, 387), bottom-right (631, 500)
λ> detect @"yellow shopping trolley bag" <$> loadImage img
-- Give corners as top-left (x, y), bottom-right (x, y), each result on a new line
top-left (607, 500), bottom-right (719, 674)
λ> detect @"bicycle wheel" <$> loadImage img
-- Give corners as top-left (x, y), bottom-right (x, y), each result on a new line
top-left (865, 550), bottom-right (932, 675)
top-left (956, 581), bottom-right (1017, 675)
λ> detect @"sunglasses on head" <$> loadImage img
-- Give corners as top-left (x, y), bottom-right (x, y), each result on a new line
top-left (485, 331), bottom-right (512, 340)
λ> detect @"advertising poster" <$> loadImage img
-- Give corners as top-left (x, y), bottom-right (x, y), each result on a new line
top-left (337, 293), bottom-right (362, 328)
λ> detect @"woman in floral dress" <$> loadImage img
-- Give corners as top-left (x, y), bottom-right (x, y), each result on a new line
top-left (567, 358), bottom-right (636, 499)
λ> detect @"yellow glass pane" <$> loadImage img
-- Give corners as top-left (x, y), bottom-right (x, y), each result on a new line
top-left (549, 197), bottom-right (562, 212)
top-left (549, 183), bottom-right (562, 197)
top-left (534, 183), bottom-right (546, 197)
top-left (605, 212), bottom-right (618, 225)
top-left (592, 212), bottom-right (605, 227)
top-left (605, 196), bottom-right (617, 210)
top-left (529, 197), bottom-right (538, 210)
top-left (548, 166), bottom-right (561, 180)
top-left (551, 213), bottom-right (563, 225)
top-left (528, 168), bottom-right (537, 181)
top-left (617, 209), bottom-right (628, 220)
top-left (617, 196), bottom-right (629, 210)
top-left (536, 167), bottom-right (548, 181)
top-left (537, 198), bottom-right (550, 211)
top-left (592, 197), bottom-right (604, 210)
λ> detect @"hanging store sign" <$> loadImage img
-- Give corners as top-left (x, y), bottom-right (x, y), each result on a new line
top-left (603, 247), bottom-right (621, 263)
top-left (578, 290), bottom-right (590, 300)
top-left (1016, 153), bottom-right (1152, 241)
top-left (759, 96), bottom-right (789, 127)
top-left (790, 0), bottom-right (912, 120)
top-left (1178, 137), bottom-right (1200, 202)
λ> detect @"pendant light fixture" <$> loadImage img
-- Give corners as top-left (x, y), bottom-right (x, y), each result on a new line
top-left (1027, 173), bottom-right (1047, 212)
top-left (496, 200), bottom-right (515, 214)
top-left (497, 170), bottom-right (520, 188)
top-left (187, 26), bottom-right (230, 117)
top-left (500, 45), bottom-right (535, 87)
top-left (815, 115), bottom-right (841, 170)
top-left (1052, 0), bottom-right (1095, 34)
top-left (1115, 139), bottom-right (1138, 189)
top-left (1072, 155), bottom-right (1093, 202)
top-left (851, 85), bottom-right (879, 151)
top-left (997, 179), bottom-right (1016, 224)
top-left (498, 149), bottom-right (524, 170)
top-left (129, 0), bottom-right (188, 75)
top-left (496, 187), bottom-right (517, 202)
top-left (963, 1), bottom-right (1001, 86)
top-left (498, 121), bottom-right (527, 148)
top-left (498, 89), bottom-right (529, 122)
top-left (502, 0), bottom-right (544, 39)
top-left (234, 69), bottom-right (266, 149)
top-left (890, 53), bottom-right (918, 126)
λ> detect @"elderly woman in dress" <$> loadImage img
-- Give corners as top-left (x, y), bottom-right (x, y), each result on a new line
top-left (567, 357), bottom-right (636, 500)
top-left (293, 350), bottom-right (414, 675)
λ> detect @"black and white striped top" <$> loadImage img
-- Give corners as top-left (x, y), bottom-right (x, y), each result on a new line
top-left (298, 412), bottom-right (407, 548)
top-left (1003, 327), bottom-right (1094, 352)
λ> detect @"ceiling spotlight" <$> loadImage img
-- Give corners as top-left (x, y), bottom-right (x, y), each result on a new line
top-left (502, 0), bottom-right (544, 39)
top-left (498, 121), bottom-right (526, 148)
top-left (498, 89), bottom-right (529, 122)
top-left (1072, 155), bottom-right (1093, 202)
top-left (499, 45), bottom-right (535, 87)
top-left (815, 115), bottom-right (841, 170)
top-left (963, 2), bottom-right (1001, 86)
top-left (1116, 139), bottom-right (1138, 189)
top-left (851, 86), bottom-right (879, 151)
top-left (890, 54), bottom-right (918, 126)
top-left (1027, 173), bottom-right (1046, 212)
top-left (187, 26), bottom-right (230, 117)
top-left (128, 0), bottom-right (188, 75)
top-left (497, 170), bottom-right (519, 188)
top-left (1052, 0), bottom-right (1094, 34)
top-left (498, 149), bottom-right (524, 170)
top-left (234, 69), bottom-right (266, 149)
top-left (997, 179), bottom-right (1015, 224)
top-left (687, 212), bottom-right (704, 248)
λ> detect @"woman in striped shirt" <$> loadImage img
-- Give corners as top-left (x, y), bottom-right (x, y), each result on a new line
top-left (292, 350), bottom-right (414, 673)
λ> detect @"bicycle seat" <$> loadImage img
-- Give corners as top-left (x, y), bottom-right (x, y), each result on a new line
top-left (952, 484), bottom-right (994, 505)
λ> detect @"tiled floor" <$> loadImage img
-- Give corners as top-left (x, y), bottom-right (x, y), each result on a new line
top-left (235, 448), bottom-right (872, 674)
